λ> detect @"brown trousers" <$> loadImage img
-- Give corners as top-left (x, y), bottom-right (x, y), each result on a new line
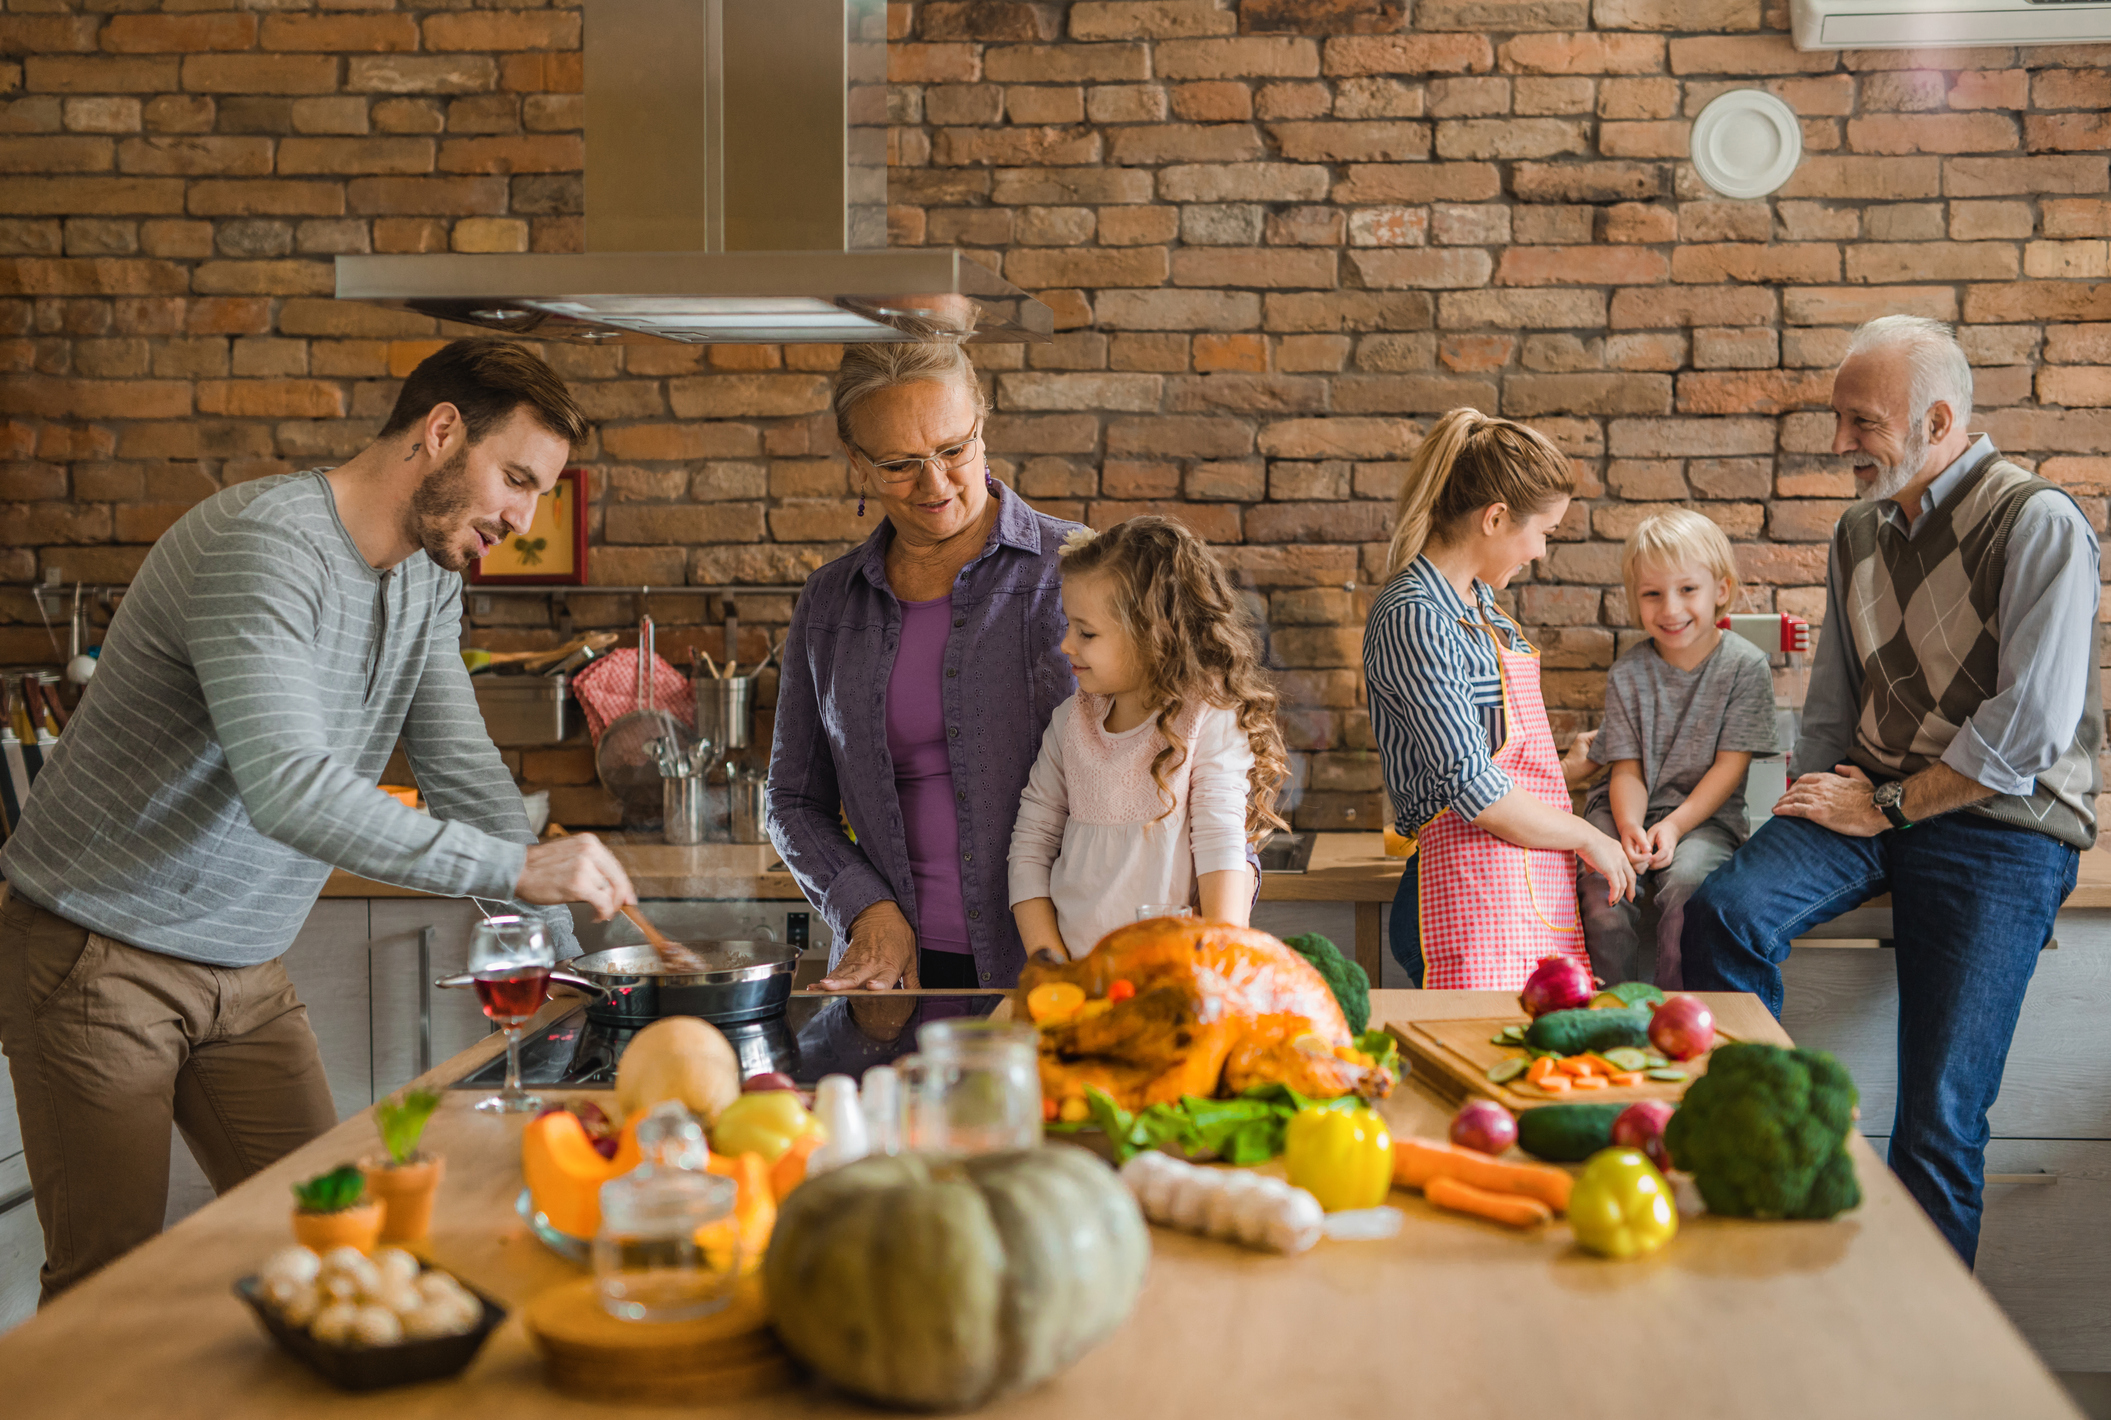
top-left (0, 885), bottom-right (338, 1303)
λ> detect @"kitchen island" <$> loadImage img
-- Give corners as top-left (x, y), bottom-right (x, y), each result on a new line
top-left (0, 990), bottom-right (2078, 1420)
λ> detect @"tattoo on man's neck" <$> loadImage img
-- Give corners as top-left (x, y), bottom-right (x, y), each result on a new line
top-left (403, 443), bottom-right (421, 460)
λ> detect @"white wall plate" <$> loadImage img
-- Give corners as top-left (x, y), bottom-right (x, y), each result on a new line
top-left (1689, 90), bottom-right (1803, 201)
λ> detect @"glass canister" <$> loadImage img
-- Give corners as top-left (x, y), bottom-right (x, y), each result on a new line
top-left (593, 1102), bottom-right (739, 1321)
top-left (899, 1020), bottom-right (1041, 1155)
top-left (728, 768), bottom-right (769, 843)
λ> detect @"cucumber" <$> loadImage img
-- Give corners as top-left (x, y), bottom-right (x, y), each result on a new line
top-left (1525, 1005), bottom-right (1652, 1056)
top-left (1601, 1046), bottom-right (1650, 1073)
top-left (1487, 1057), bottom-right (1529, 1084)
top-left (1517, 1102), bottom-right (1628, 1163)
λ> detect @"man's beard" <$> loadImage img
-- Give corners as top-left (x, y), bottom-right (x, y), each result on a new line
top-left (1858, 418), bottom-right (1926, 505)
top-left (406, 445), bottom-right (480, 571)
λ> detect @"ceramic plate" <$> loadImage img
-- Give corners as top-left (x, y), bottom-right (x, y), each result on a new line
top-left (1690, 89), bottom-right (1802, 200)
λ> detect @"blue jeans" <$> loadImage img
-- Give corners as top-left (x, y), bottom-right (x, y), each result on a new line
top-left (1389, 854), bottom-right (1424, 987)
top-left (1682, 812), bottom-right (2076, 1265)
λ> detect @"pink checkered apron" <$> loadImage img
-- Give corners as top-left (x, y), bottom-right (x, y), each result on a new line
top-left (1414, 625), bottom-right (1587, 990)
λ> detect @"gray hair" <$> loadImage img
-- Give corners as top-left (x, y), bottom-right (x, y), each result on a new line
top-left (832, 338), bottom-right (988, 449)
top-left (1844, 314), bottom-right (1974, 436)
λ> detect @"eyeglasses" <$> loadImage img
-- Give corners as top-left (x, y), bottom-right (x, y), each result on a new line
top-left (852, 424), bottom-right (984, 485)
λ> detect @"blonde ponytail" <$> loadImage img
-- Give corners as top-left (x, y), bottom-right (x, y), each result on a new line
top-left (1383, 408), bottom-right (1577, 580)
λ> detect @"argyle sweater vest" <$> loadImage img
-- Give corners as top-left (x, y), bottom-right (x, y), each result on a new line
top-left (1835, 449), bottom-right (2102, 849)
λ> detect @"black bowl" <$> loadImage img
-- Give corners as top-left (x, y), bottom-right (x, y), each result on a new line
top-left (234, 1273), bottom-right (507, 1392)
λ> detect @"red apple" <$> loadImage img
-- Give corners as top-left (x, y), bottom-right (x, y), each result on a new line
top-left (1450, 1099), bottom-right (1519, 1156)
top-left (743, 1071), bottom-right (798, 1093)
top-left (1648, 994), bottom-right (1716, 1061)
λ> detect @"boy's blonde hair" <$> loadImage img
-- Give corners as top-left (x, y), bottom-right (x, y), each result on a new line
top-left (1622, 509), bottom-right (1740, 621)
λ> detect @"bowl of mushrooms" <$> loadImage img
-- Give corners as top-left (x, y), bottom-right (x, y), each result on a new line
top-left (235, 1244), bottom-right (506, 1390)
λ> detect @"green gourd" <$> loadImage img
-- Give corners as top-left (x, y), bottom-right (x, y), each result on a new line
top-left (1525, 1005), bottom-right (1652, 1056)
top-left (765, 1145), bottom-right (1150, 1412)
top-left (1517, 1103), bottom-right (1629, 1163)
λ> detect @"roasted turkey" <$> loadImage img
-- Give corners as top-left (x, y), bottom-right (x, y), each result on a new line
top-left (1019, 917), bottom-right (1395, 1112)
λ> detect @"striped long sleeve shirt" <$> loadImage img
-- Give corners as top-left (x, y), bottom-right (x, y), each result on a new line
top-left (1363, 555), bottom-right (1531, 835)
top-left (1, 471), bottom-right (574, 966)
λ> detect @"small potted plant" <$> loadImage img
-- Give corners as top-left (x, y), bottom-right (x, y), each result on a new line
top-left (363, 1088), bottom-right (445, 1246)
top-left (291, 1165), bottom-right (383, 1254)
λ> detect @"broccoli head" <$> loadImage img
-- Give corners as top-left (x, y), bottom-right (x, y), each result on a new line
top-left (1283, 932), bottom-right (1370, 1034)
top-left (1663, 1042), bottom-right (1863, 1221)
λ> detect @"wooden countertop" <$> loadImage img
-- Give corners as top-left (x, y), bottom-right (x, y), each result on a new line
top-left (325, 832), bottom-right (2111, 909)
top-left (0, 990), bottom-right (2075, 1420)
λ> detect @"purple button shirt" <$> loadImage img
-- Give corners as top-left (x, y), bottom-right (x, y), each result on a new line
top-left (767, 486), bottom-right (1079, 994)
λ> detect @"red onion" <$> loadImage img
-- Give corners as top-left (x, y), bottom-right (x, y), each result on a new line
top-left (1450, 1100), bottom-right (1519, 1156)
top-left (1648, 994), bottom-right (1716, 1060)
top-left (744, 1071), bottom-right (798, 1093)
top-left (1612, 1100), bottom-right (1677, 1171)
top-left (1518, 954), bottom-right (1594, 1018)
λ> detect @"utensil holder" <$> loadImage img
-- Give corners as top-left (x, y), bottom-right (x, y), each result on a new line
top-left (693, 675), bottom-right (757, 753)
top-left (728, 770), bottom-right (768, 844)
top-left (663, 772), bottom-right (709, 845)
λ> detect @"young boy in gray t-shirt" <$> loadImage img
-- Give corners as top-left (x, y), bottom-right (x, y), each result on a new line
top-left (1580, 511), bottom-right (1779, 988)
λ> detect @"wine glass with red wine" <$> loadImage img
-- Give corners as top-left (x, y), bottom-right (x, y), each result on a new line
top-left (468, 915), bottom-right (555, 1114)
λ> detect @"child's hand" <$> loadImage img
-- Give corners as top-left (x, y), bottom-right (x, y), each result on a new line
top-left (1645, 820), bottom-right (1681, 870)
top-left (1617, 822), bottom-right (1651, 868)
top-left (1560, 729), bottom-right (1599, 788)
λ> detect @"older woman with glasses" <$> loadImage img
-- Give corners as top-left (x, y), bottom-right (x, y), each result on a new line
top-left (769, 340), bottom-right (1080, 1050)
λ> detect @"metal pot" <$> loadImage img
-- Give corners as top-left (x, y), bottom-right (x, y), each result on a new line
top-left (558, 940), bottom-right (799, 1026)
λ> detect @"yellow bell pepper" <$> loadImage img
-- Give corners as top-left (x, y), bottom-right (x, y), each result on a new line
top-left (1568, 1147), bottom-right (1678, 1259)
top-left (709, 1090), bottom-right (820, 1164)
top-left (1283, 1105), bottom-right (1393, 1213)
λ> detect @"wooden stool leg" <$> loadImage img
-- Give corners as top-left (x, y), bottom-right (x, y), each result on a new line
top-left (1355, 902), bottom-right (1386, 986)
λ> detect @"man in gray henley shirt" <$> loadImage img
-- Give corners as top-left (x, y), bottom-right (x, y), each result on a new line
top-left (0, 339), bottom-right (637, 1301)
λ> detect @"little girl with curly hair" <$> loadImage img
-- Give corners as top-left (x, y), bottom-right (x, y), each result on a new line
top-left (1007, 516), bottom-right (1290, 959)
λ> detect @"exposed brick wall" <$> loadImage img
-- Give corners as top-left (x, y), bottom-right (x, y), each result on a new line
top-left (6, 0), bottom-right (2111, 829)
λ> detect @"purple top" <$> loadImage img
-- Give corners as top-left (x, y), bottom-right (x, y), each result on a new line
top-left (769, 484), bottom-right (1078, 1018)
top-left (886, 595), bottom-right (971, 952)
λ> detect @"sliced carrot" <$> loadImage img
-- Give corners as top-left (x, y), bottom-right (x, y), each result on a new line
top-left (1392, 1137), bottom-right (1572, 1212)
top-left (1586, 1054), bottom-right (1626, 1075)
top-left (1525, 1056), bottom-right (1558, 1084)
top-left (1424, 1173), bottom-right (1555, 1228)
top-left (1556, 1056), bottom-right (1597, 1077)
top-left (1537, 1074), bottom-right (1572, 1093)
top-left (1609, 1072), bottom-right (1645, 1088)
top-left (1571, 1074), bottom-right (1608, 1090)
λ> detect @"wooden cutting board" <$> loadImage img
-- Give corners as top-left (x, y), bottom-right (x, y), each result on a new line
top-left (524, 1274), bottom-right (796, 1403)
top-left (1386, 1015), bottom-right (1726, 1112)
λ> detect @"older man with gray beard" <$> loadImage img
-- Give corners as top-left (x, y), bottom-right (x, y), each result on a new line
top-left (1681, 315), bottom-right (2102, 1264)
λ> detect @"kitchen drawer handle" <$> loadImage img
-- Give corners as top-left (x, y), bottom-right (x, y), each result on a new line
top-left (1985, 1172), bottom-right (2058, 1186)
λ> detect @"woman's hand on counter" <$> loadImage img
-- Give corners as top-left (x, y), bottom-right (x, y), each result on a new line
top-left (816, 900), bottom-right (921, 1042)
top-left (515, 834), bottom-right (638, 921)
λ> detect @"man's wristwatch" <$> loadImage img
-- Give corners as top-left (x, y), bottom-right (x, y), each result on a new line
top-left (1872, 779), bottom-right (1913, 831)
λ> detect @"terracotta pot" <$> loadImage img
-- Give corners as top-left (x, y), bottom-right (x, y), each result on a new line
top-left (362, 1154), bottom-right (445, 1245)
top-left (290, 1200), bottom-right (384, 1255)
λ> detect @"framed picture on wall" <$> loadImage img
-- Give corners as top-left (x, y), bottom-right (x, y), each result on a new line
top-left (468, 466), bottom-right (588, 585)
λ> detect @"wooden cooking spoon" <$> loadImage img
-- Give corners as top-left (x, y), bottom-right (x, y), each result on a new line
top-left (621, 903), bottom-right (705, 972)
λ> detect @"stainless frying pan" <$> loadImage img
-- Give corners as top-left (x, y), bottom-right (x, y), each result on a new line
top-left (436, 938), bottom-right (799, 1026)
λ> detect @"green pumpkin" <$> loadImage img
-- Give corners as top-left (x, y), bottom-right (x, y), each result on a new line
top-left (764, 1144), bottom-right (1150, 1411)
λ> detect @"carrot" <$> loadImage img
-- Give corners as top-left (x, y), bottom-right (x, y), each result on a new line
top-left (1556, 1057), bottom-right (1595, 1077)
top-left (1525, 1056), bottom-right (1558, 1085)
top-left (1587, 1054), bottom-right (1626, 1075)
top-left (1391, 1137), bottom-right (1572, 1212)
top-left (1424, 1173), bottom-right (1555, 1228)
top-left (1609, 1072), bottom-right (1645, 1089)
top-left (1537, 1074), bottom-right (1572, 1093)
top-left (1571, 1074), bottom-right (1608, 1090)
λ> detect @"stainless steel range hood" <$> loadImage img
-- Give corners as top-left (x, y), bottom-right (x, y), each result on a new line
top-left (333, 0), bottom-right (1050, 345)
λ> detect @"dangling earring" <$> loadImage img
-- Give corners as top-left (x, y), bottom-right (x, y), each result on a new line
top-left (984, 464), bottom-right (1000, 498)
top-left (857, 493), bottom-right (866, 517)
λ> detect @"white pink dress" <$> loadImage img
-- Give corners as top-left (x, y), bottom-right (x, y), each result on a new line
top-left (1006, 693), bottom-right (1254, 958)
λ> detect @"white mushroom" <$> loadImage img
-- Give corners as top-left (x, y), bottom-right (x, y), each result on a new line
top-left (400, 1301), bottom-right (474, 1341)
top-left (415, 1271), bottom-right (469, 1305)
top-left (349, 1305), bottom-right (404, 1347)
top-left (258, 1246), bottom-right (320, 1290)
top-left (276, 1282), bottom-right (323, 1328)
top-left (371, 1247), bottom-right (420, 1292)
top-left (309, 1302), bottom-right (361, 1346)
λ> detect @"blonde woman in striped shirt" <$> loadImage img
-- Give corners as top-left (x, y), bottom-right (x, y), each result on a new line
top-left (1363, 409), bottom-right (1635, 990)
